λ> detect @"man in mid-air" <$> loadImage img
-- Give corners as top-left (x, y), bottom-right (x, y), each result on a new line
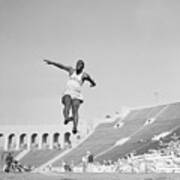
top-left (44, 59), bottom-right (96, 134)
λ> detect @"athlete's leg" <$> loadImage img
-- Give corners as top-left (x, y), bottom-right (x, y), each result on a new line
top-left (72, 99), bottom-right (82, 134)
top-left (61, 95), bottom-right (72, 124)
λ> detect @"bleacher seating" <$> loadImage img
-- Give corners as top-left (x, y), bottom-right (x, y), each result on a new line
top-left (51, 103), bottom-right (180, 166)
top-left (97, 103), bottom-right (180, 161)
top-left (20, 149), bottom-right (63, 168)
top-left (12, 102), bottom-right (180, 168)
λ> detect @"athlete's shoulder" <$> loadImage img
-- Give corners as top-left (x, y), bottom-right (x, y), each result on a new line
top-left (69, 68), bottom-right (75, 76)
top-left (82, 72), bottom-right (91, 82)
top-left (82, 72), bottom-right (89, 78)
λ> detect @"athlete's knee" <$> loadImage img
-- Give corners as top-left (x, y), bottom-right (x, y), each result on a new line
top-left (73, 100), bottom-right (80, 108)
top-left (62, 95), bottom-right (72, 105)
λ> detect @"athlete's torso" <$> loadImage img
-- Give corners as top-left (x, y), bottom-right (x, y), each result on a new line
top-left (64, 70), bottom-right (84, 100)
top-left (67, 70), bottom-right (84, 90)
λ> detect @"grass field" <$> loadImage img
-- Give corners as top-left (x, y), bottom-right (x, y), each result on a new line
top-left (0, 172), bottom-right (180, 180)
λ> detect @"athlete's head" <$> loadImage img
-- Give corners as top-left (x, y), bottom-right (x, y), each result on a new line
top-left (76, 59), bottom-right (85, 73)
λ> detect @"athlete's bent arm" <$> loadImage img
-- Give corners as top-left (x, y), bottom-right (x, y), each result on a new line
top-left (83, 73), bottom-right (96, 87)
top-left (44, 59), bottom-right (73, 74)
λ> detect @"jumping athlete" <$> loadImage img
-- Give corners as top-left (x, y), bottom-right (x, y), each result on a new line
top-left (44, 59), bottom-right (96, 134)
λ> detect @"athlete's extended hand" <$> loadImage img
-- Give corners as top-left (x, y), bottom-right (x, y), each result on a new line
top-left (44, 59), bottom-right (52, 65)
top-left (90, 83), bottom-right (96, 88)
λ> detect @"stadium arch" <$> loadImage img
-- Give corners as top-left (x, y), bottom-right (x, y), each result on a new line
top-left (19, 133), bottom-right (27, 149)
top-left (42, 133), bottom-right (50, 149)
top-left (0, 124), bottom-right (83, 151)
top-left (31, 133), bottom-right (39, 149)
top-left (0, 133), bottom-right (4, 149)
top-left (53, 133), bottom-right (61, 149)
top-left (8, 133), bottom-right (16, 150)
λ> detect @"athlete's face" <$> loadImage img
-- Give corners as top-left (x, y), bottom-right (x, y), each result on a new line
top-left (76, 60), bottom-right (85, 72)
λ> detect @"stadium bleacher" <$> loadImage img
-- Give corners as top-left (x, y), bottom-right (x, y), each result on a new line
top-left (9, 102), bottom-right (180, 169)
top-left (20, 149), bottom-right (63, 168)
top-left (51, 102), bottom-right (180, 166)
top-left (96, 103), bottom-right (180, 161)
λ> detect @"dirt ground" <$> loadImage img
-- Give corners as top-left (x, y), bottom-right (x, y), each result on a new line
top-left (0, 172), bottom-right (180, 180)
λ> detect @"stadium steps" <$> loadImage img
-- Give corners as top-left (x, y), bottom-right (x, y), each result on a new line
top-left (13, 102), bottom-right (180, 168)
top-left (15, 149), bottom-right (30, 161)
top-left (96, 102), bottom-right (180, 161)
top-left (38, 123), bottom-right (100, 169)
top-left (0, 150), bottom-right (5, 170)
top-left (51, 105), bottom-right (167, 166)
top-left (20, 149), bottom-right (63, 168)
top-left (95, 105), bottom-right (168, 161)
top-left (135, 121), bottom-right (180, 155)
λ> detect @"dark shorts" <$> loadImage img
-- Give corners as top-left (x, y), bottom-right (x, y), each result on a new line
top-left (61, 94), bottom-right (83, 105)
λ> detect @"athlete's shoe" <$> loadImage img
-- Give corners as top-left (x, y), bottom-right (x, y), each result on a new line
top-left (72, 128), bottom-right (78, 134)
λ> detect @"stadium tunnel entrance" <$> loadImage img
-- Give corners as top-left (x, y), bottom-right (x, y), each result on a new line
top-left (19, 133), bottom-right (27, 149)
top-left (0, 133), bottom-right (4, 149)
top-left (0, 126), bottom-right (71, 150)
top-left (31, 133), bottom-right (39, 149)
top-left (64, 132), bottom-right (71, 147)
top-left (42, 133), bottom-right (50, 149)
top-left (53, 133), bottom-right (61, 149)
top-left (8, 134), bottom-right (16, 150)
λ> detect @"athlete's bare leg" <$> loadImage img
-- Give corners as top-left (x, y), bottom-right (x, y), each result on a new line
top-left (72, 99), bottom-right (82, 134)
top-left (62, 95), bottom-right (73, 124)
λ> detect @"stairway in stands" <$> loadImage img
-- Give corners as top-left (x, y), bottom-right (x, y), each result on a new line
top-left (48, 102), bottom-right (180, 167)
top-left (18, 102), bottom-right (180, 169)
top-left (20, 149), bottom-right (63, 168)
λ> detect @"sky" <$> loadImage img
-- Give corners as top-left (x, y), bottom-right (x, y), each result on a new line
top-left (0, 0), bottom-right (180, 125)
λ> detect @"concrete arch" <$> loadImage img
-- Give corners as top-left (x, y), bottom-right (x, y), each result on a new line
top-left (19, 133), bottom-right (27, 149)
top-left (0, 125), bottom-right (66, 150)
top-left (64, 132), bottom-right (71, 148)
top-left (53, 133), bottom-right (60, 143)
top-left (8, 133), bottom-right (16, 150)
top-left (31, 133), bottom-right (39, 148)
top-left (53, 133), bottom-right (60, 149)
top-left (42, 133), bottom-right (50, 148)
top-left (0, 133), bottom-right (4, 149)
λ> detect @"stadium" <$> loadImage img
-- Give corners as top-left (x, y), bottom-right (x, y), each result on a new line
top-left (1, 0), bottom-right (180, 180)
top-left (1, 102), bottom-right (180, 180)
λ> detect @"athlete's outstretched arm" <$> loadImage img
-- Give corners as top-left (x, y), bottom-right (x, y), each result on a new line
top-left (83, 73), bottom-right (96, 87)
top-left (44, 59), bottom-right (73, 73)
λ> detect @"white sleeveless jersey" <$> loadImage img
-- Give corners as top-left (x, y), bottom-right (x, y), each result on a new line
top-left (64, 70), bottom-right (84, 100)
